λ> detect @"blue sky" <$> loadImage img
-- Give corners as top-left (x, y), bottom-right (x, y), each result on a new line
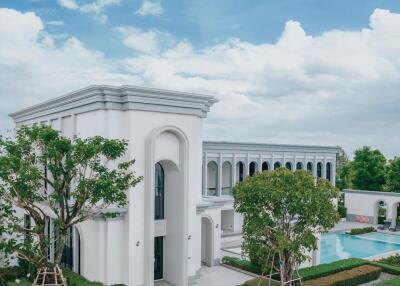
top-left (0, 0), bottom-right (399, 158)
top-left (6, 0), bottom-right (400, 57)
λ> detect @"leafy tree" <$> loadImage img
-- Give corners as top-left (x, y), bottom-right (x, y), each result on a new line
top-left (384, 157), bottom-right (400, 192)
top-left (335, 150), bottom-right (352, 190)
top-left (0, 125), bottom-right (142, 275)
top-left (233, 168), bottom-right (339, 285)
top-left (351, 146), bottom-right (386, 191)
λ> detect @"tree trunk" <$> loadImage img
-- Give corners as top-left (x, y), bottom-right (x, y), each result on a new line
top-left (279, 251), bottom-right (295, 285)
top-left (54, 231), bottom-right (66, 266)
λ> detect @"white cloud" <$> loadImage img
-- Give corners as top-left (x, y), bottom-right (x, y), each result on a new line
top-left (0, 8), bottom-right (399, 158)
top-left (57, 0), bottom-right (78, 10)
top-left (116, 26), bottom-right (174, 54)
top-left (46, 20), bottom-right (65, 26)
top-left (136, 0), bottom-right (163, 16)
top-left (57, 0), bottom-right (120, 23)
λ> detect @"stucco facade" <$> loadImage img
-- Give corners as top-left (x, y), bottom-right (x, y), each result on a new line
top-left (8, 85), bottom-right (341, 286)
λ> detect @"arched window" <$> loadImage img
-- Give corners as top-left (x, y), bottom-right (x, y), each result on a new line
top-left (237, 161), bottom-right (244, 182)
top-left (307, 162), bottom-right (313, 173)
top-left (296, 162), bottom-right (303, 170)
top-left (274, 162), bottom-right (281, 170)
top-left (155, 162), bottom-right (165, 219)
top-left (285, 162), bottom-right (292, 170)
top-left (207, 161), bottom-right (218, 196)
top-left (221, 161), bottom-right (232, 196)
top-left (317, 162), bottom-right (322, 178)
top-left (326, 162), bottom-right (332, 182)
top-left (262, 162), bottom-right (269, 171)
top-left (249, 162), bottom-right (258, 176)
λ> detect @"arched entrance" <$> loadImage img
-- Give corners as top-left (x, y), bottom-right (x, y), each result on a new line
top-left (144, 126), bottom-right (189, 286)
top-left (296, 162), bottom-right (303, 170)
top-left (285, 162), bottom-right (292, 170)
top-left (201, 216), bottom-right (214, 267)
top-left (274, 161), bottom-right (281, 170)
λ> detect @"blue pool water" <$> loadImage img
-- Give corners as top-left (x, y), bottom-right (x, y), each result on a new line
top-left (320, 232), bottom-right (400, 264)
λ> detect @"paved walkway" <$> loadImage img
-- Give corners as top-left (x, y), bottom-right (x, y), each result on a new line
top-left (193, 266), bottom-right (253, 286)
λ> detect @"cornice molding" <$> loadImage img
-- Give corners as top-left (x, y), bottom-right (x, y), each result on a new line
top-left (203, 140), bottom-right (342, 154)
top-left (9, 85), bottom-right (218, 123)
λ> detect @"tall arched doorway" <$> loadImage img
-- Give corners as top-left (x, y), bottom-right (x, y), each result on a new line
top-left (201, 217), bottom-right (214, 267)
top-left (145, 127), bottom-right (189, 286)
top-left (285, 162), bottom-right (292, 170)
top-left (274, 162), bottom-right (281, 170)
top-left (296, 162), bottom-right (303, 170)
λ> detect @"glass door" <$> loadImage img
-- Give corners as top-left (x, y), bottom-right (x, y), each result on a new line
top-left (154, 237), bottom-right (163, 280)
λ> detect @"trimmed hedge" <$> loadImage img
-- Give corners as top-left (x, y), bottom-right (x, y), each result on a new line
top-left (368, 261), bottom-right (400, 275)
top-left (63, 269), bottom-right (127, 286)
top-left (299, 258), bottom-right (367, 281)
top-left (223, 256), bottom-right (368, 281)
top-left (63, 269), bottom-right (103, 286)
top-left (303, 265), bottom-right (381, 286)
top-left (222, 256), bottom-right (263, 275)
top-left (348, 227), bottom-right (376, 235)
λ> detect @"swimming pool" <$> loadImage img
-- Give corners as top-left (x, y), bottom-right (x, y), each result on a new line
top-left (320, 231), bottom-right (400, 264)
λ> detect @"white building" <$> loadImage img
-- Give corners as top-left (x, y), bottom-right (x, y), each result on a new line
top-left (8, 85), bottom-right (341, 286)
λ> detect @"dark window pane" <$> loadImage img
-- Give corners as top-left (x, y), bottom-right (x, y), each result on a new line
top-left (155, 163), bottom-right (164, 220)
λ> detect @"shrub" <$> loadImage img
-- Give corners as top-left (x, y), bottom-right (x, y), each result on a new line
top-left (0, 267), bottom-right (25, 286)
top-left (63, 269), bottom-right (103, 286)
top-left (299, 258), bottom-right (367, 280)
top-left (349, 227), bottom-right (376, 235)
top-left (303, 265), bottom-right (381, 286)
top-left (222, 256), bottom-right (263, 275)
top-left (377, 254), bottom-right (400, 267)
top-left (338, 205), bottom-right (347, 219)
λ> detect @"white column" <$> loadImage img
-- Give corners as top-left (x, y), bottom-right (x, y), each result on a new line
top-left (203, 153), bottom-right (208, 196)
top-left (258, 154), bottom-right (262, 172)
top-left (323, 156), bottom-right (327, 180)
top-left (313, 156), bottom-right (317, 177)
top-left (332, 159), bottom-right (336, 186)
top-left (246, 154), bottom-right (250, 177)
top-left (233, 154), bottom-right (237, 185)
top-left (218, 154), bottom-right (222, 196)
